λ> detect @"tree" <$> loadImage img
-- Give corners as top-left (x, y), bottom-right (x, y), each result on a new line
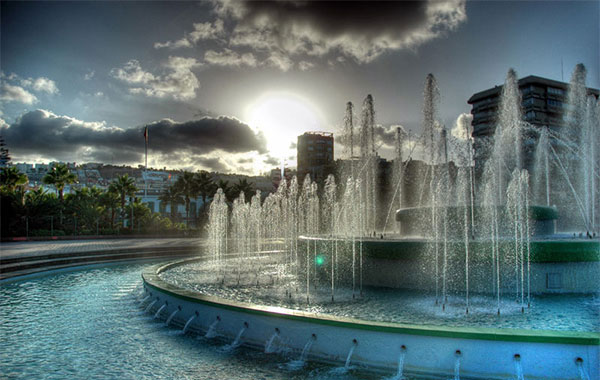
top-left (1, 167), bottom-right (27, 192)
top-left (231, 178), bottom-right (255, 202)
top-left (64, 187), bottom-right (104, 232)
top-left (0, 136), bottom-right (11, 167)
top-left (23, 188), bottom-right (60, 232)
top-left (42, 164), bottom-right (76, 202)
top-left (108, 174), bottom-right (138, 227)
top-left (124, 198), bottom-right (152, 232)
top-left (158, 185), bottom-right (184, 222)
top-left (173, 171), bottom-right (199, 227)
top-left (100, 188), bottom-right (120, 230)
top-left (215, 179), bottom-right (232, 202)
top-left (195, 171), bottom-right (215, 210)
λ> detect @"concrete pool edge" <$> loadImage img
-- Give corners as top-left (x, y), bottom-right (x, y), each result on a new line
top-left (143, 258), bottom-right (600, 346)
top-left (141, 258), bottom-right (599, 379)
top-left (0, 244), bottom-right (202, 280)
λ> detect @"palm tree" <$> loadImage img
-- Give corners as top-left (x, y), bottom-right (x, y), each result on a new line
top-left (24, 188), bottom-right (59, 232)
top-left (173, 172), bottom-right (199, 227)
top-left (158, 185), bottom-right (184, 222)
top-left (65, 187), bottom-right (104, 231)
top-left (215, 179), bottom-right (232, 202)
top-left (0, 167), bottom-right (27, 191)
top-left (108, 174), bottom-right (138, 227)
top-left (42, 164), bottom-right (76, 202)
top-left (100, 188), bottom-right (120, 230)
top-left (195, 171), bottom-right (215, 211)
top-left (231, 178), bottom-right (255, 202)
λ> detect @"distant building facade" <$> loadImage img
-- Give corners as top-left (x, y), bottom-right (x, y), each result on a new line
top-left (297, 131), bottom-right (334, 182)
top-left (468, 75), bottom-right (599, 169)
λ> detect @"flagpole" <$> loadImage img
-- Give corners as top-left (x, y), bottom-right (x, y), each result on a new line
top-left (144, 127), bottom-right (148, 197)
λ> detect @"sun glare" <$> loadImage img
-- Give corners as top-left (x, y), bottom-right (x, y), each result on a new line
top-left (245, 92), bottom-right (323, 164)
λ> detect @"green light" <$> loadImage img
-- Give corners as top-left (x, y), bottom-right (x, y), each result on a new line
top-left (315, 255), bottom-right (325, 266)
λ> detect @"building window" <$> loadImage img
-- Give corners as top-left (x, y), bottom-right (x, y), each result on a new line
top-left (547, 99), bottom-right (563, 107)
top-left (525, 110), bottom-right (535, 120)
top-left (548, 87), bottom-right (565, 96)
top-left (523, 97), bottom-right (534, 106)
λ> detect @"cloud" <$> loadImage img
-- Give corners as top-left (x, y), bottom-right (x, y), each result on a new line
top-left (450, 113), bottom-right (473, 140)
top-left (156, 0), bottom-right (466, 70)
top-left (84, 70), bottom-right (95, 80)
top-left (154, 38), bottom-right (192, 50)
top-left (204, 49), bottom-right (257, 67)
top-left (374, 124), bottom-right (400, 148)
top-left (194, 156), bottom-right (229, 172)
top-left (449, 113), bottom-right (474, 166)
top-left (15, 75), bottom-right (58, 94)
top-left (265, 51), bottom-right (294, 72)
top-left (1, 109), bottom-right (267, 168)
top-left (143, 117), bottom-right (267, 154)
top-left (1, 72), bottom-right (60, 104)
top-left (111, 56), bottom-right (200, 100)
top-left (298, 61), bottom-right (315, 71)
top-left (225, 0), bottom-right (465, 63)
top-left (337, 124), bottom-right (402, 150)
top-left (30, 77), bottom-right (59, 94)
top-left (155, 20), bottom-right (225, 49)
top-left (263, 155), bottom-right (280, 166)
top-left (0, 83), bottom-right (38, 104)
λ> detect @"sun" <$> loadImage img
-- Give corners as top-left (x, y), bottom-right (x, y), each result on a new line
top-left (245, 92), bottom-right (323, 165)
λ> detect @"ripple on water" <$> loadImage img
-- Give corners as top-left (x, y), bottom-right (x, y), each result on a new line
top-left (1, 262), bottom-right (423, 380)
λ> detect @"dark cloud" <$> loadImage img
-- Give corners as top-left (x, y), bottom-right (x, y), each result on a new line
top-left (143, 117), bottom-right (267, 154)
top-left (195, 156), bottom-right (229, 172)
top-left (158, 1), bottom-right (466, 68)
top-left (374, 125), bottom-right (398, 148)
top-left (219, 0), bottom-right (466, 64)
top-left (239, 1), bottom-right (428, 39)
top-left (1, 109), bottom-right (267, 165)
top-left (263, 155), bottom-right (280, 166)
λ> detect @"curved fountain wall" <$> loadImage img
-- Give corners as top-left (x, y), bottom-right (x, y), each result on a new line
top-left (300, 236), bottom-right (599, 294)
top-left (142, 258), bottom-right (599, 380)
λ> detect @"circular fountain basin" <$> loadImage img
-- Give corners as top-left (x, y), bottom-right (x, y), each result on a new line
top-left (142, 257), bottom-right (599, 380)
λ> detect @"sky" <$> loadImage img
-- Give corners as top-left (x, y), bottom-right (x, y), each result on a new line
top-left (1, 0), bottom-right (598, 175)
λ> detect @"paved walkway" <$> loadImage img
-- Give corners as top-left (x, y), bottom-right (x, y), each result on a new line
top-left (0, 238), bottom-right (204, 261)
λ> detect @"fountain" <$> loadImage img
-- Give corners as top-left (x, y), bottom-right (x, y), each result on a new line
top-left (141, 65), bottom-right (599, 379)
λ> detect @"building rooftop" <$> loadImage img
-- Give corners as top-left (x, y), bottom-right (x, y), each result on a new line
top-left (299, 131), bottom-right (333, 137)
top-left (468, 75), bottom-right (599, 104)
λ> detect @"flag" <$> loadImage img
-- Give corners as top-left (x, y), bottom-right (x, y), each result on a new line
top-left (143, 126), bottom-right (148, 142)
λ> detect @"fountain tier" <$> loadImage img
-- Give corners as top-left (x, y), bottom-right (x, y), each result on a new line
top-left (142, 258), bottom-right (599, 380)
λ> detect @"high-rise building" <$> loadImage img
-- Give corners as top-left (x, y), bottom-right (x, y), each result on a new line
top-left (297, 131), bottom-right (334, 182)
top-left (468, 75), bottom-right (599, 168)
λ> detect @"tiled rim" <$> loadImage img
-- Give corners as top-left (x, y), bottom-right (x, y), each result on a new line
top-left (143, 258), bottom-right (599, 346)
